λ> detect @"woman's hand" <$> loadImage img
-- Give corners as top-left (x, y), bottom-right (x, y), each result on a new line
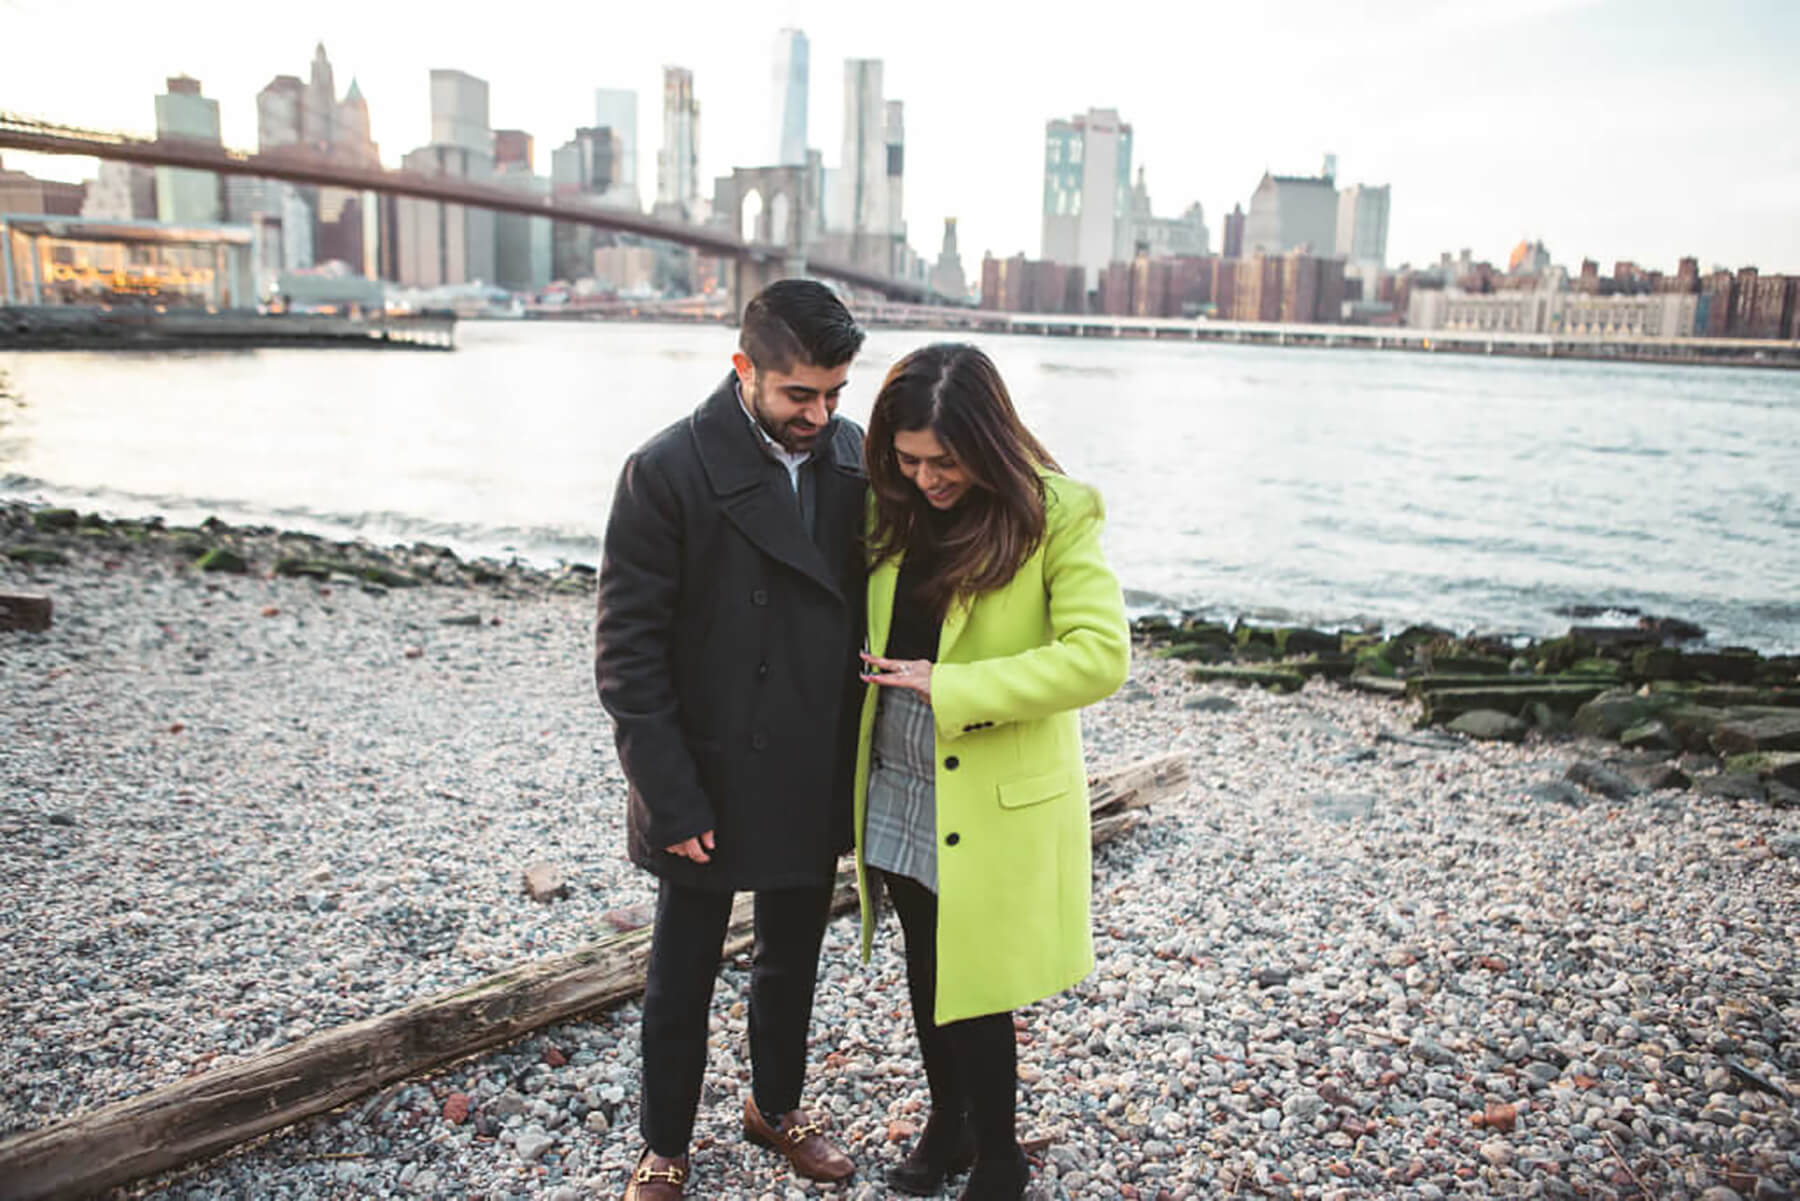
top-left (860, 653), bottom-right (932, 704)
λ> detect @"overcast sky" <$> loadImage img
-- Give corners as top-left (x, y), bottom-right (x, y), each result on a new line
top-left (3, 0), bottom-right (1796, 273)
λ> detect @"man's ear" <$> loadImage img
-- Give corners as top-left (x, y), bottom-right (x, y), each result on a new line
top-left (731, 351), bottom-right (755, 389)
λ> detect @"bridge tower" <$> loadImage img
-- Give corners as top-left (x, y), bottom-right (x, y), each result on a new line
top-left (714, 163), bottom-right (818, 321)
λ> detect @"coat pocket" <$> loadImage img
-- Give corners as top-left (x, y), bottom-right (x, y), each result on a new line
top-left (997, 769), bottom-right (1068, 810)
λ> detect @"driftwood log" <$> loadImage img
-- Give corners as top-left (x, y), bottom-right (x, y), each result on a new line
top-left (0, 592), bottom-right (53, 633)
top-left (0, 752), bottom-right (1189, 1201)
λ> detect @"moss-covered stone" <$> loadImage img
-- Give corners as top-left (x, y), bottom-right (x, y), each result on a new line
top-left (1535, 634), bottom-right (1599, 674)
top-left (359, 566), bottom-right (421, 588)
top-left (1619, 720), bottom-right (1677, 751)
top-left (1724, 751), bottom-right (1800, 788)
top-left (31, 508), bottom-right (79, 532)
top-left (6, 545), bottom-right (68, 566)
top-left (1354, 645), bottom-right (1396, 677)
top-left (1420, 654), bottom-right (1510, 676)
top-left (195, 547), bottom-right (249, 574)
top-left (1131, 615), bottom-right (1177, 643)
top-left (1187, 664), bottom-right (1305, 693)
top-left (1565, 658), bottom-right (1622, 679)
top-left (275, 558), bottom-right (345, 580)
top-left (1448, 709), bottom-right (1528, 742)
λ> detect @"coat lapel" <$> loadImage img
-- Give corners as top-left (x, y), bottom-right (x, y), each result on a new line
top-left (692, 374), bottom-right (844, 601)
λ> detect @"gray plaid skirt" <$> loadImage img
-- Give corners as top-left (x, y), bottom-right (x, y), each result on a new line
top-left (864, 687), bottom-right (938, 891)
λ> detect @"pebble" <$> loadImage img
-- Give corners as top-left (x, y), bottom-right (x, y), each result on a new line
top-left (2, 549), bottom-right (1796, 1199)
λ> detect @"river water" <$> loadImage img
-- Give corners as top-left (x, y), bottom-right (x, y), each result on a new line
top-left (3, 321), bottom-right (1797, 651)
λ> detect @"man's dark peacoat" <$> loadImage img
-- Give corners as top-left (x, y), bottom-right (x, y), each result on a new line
top-left (595, 374), bottom-right (867, 891)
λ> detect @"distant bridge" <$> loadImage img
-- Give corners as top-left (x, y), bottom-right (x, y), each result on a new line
top-left (0, 113), bottom-right (939, 310)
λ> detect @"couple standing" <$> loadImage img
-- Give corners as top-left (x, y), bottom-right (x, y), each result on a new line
top-left (594, 280), bottom-right (1130, 1199)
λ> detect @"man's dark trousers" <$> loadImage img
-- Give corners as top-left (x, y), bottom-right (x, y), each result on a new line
top-left (640, 880), bottom-right (835, 1156)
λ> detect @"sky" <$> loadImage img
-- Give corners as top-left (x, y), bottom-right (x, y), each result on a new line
top-left (2, 0), bottom-right (1797, 274)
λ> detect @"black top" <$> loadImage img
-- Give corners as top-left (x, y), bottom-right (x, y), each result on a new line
top-left (886, 508), bottom-right (955, 662)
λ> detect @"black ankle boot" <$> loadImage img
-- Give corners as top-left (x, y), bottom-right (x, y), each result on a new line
top-left (957, 1145), bottom-right (1029, 1200)
top-left (886, 1109), bottom-right (977, 1195)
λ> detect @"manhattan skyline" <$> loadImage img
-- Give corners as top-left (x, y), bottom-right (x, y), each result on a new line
top-left (1, 0), bottom-right (1796, 274)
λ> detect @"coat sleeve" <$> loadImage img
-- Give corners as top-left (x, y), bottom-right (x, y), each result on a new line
top-left (929, 482), bottom-right (1131, 742)
top-left (594, 451), bottom-right (716, 847)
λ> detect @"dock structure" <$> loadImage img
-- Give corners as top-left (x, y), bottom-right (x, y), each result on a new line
top-left (851, 302), bottom-right (1800, 369)
top-left (0, 305), bottom-right (456, 351)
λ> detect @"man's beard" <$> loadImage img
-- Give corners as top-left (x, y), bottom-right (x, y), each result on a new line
top-left (750, 378), bottom-right (824, 453)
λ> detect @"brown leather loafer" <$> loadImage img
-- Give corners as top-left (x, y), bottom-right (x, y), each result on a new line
top-left (742, 1096), bottom-right (855, 1182)
top-left (622, 1148), bottom-right (689, 1200)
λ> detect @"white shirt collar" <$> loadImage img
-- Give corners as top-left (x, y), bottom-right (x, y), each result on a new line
top-left (736, 378), bottom-right (812, 486)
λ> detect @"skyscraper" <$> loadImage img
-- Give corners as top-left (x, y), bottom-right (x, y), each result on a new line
top-left (931, 217), bottom-right (967, 300)
top-left (304, 43), bottom-right (336, 148)
top-left (1243, 169), bottom-right (1337, 257)
top-left (593, 88), bottom-right (640, 207)
top-left (656, 67), bottom-right (700, 218)
top-left (1335, 183), bottom-right (1390, 274)
top-left (257, 76), bottom-right (305, 151)
top-left (838, 59), bottom-right (887, 236)
top-left (431, 70), bottom-right (492, 156)
top-left (153, 76), bottom-right (222, 225)
top-left (1221, 204), bottom-right (1245, 259)
top-left (884, 100), bottom-right (905, 246)
top-left (769, 29), bottom-right (809, 166)
top-left (1040, 108), bottom-right (1133, 287)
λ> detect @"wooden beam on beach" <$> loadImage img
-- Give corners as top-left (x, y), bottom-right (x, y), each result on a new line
top-left (0, 753), bottom-right (1190, 1201)
top-left (0, 592), bottom-right (53, 632)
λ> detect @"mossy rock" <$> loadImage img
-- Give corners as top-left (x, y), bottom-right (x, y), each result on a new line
top-left (1178, 619), bottom-right (1234, 646)
top-left (1619, 720), bottom-right (1677, 752)
top-left (1156, 641), bottom-right (1230, 663)
top-left (195, 547), bottom-right (249, 574)
top-left (1448, 709), bottom-right (1528, 743)
top-left (1285, 653), bottom-right (1355, 680)
top-left (1131, 615), bottom-right (1177, 643)
top-left (1572, 690), bottom-right (1654, 740)
top-left (1526, 701), bottom-right (1572, 733)
top-left (1354, 646), bottom-right (1397, 678)
top-left (359, 566), bottom-right (421, 589)
top-left (1535, 634), bottom-right (1600, 673)
top-left (6, 545), bottom-right (68, 566)
top-left (1565, 658), bottom-right (1622, 679)
top-left (1234, 623), bottom-right (1279, 652)
top-left (469, 564), bottom-right (508, 584)
top-left (1421, 653), bottom-right (1509, 676)
top-left (31, 508), bottom-right (79, 532)
top-left (1724, 751), bottom-right (1800, 788)
top-left (1188, 664), bottom-right (1305, 693)
top-left (275, 558), bottom-right (346, 580)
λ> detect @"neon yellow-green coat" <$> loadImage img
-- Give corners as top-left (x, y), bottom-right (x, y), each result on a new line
top-left (854, 473), bottom-right (1131, 1024)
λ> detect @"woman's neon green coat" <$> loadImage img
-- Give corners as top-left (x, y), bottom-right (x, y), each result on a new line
top-left (853, 473), bottom-right (1131, 1024)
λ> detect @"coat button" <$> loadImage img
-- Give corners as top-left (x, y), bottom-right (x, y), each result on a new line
top-left (751, 588), bottom-right (768, 605)
top-left (945, 832), bottom-right (960, 846)
top-left (944, 755), bottom-right (959, 770)
top-left (756, 662), bottom-right (769, 680)
top-left (752, 732), bottom-right (768, 750)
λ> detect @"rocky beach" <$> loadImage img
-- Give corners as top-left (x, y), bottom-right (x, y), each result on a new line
top-left (3, 507), bottom-right (1797, 1200)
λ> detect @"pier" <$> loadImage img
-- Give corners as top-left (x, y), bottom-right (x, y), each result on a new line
top-left (0, 305), bottom-right (456, 351)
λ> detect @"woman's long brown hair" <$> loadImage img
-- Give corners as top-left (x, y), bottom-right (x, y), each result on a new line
top-left (865, 343), bottom-right (1061, 615)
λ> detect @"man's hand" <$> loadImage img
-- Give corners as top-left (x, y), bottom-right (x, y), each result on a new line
top-left (665, 830), bottom-right (716, 863)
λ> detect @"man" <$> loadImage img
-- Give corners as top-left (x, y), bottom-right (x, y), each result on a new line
top-left (595, 279), bottom-right (868, 1199)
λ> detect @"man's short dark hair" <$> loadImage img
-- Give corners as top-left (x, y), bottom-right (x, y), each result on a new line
top-left (739, 279), bottom-right (865, 373)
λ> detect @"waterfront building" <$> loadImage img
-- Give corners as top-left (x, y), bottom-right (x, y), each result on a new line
top-left (0, 156), bottom-right (87, 216)
top-left (657, 67), bottom-right (701, 219)
top-left (1507, 239), bottom-right (1551, 276)
top-left (494, 130), bottom-right (533, 170)
top-left (1, 212), bottom-right (252, 309)
top-left (1041, 107), bottom-right (1133, 287)
top-left (1407, 287), bottom-right (1699, 338)
top-left (769, 29), bottom-right (809, 167)
top-left (550, 125), bottom-right (625, 282)
top-left (1243, 164), bottom-right (1337, 257)
top-left (593, 244), bottom-right (660, 294)
top-left (1335, 182), bottom-right (1389, 273)
top-left (1220, 204), bottom-right (1245, 259)
top-left (154, 76), bottom-right (222, 225)
top-left (931, 218), bottom-right (967, 301)
top-left (979, 253), bottom-right (1085, 313)
top-left (80, 160), bottom-right (157, 221)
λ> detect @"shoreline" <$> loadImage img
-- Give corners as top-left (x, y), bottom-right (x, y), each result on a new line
top-left (4, 500), bottom-right (1796, 659)
top-left (3, 506), bottom-right (1796, 1198)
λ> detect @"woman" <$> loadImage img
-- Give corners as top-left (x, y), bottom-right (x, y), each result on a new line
top-left (854, 343), bottom-right (1130, 1199)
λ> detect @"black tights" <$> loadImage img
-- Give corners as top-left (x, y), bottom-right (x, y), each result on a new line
top-left (880, 870), bottom-right (1019, 1159)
